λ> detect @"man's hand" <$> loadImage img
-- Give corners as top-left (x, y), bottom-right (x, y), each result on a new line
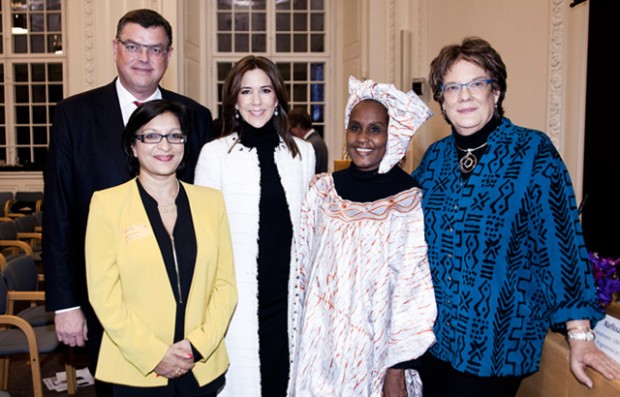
top-left (55, 309), bottom-right (88, 347)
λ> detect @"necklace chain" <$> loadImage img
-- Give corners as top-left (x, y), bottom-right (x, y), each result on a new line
top-left (157, 179), bottom-right (180, 213)
top-left (455, 142), bottom-right (488, 174)
top-left (455, 142), bottom-right (488, 153)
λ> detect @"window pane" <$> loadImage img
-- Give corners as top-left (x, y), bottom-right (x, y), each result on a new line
top-left (30, 14), bottom-right (44, 32)
top-left (13, 35), bottom-right (28, 53)
top-left (217, 0), bottom-right (231, 10)
top-left (311, 83), bottom-right (324, 101)
top-left (276, 34), bottom-right (290, 52)
top-left (30, 35), bottom-right (45, 53)
top-left (16, 126), bottom-right (30, 143)
top-left (251, 12), bottom-right (266, 31)
top-left (14, 64), bottom-right (28, 81)
top-left (33, 126), bottom-right (47, 144)
top-left (218, 63), bottom-right (232, 81)
top-left (47, 0), bottom-right (62, 10)
top-left (293, 63), bottom-right (307, 80)
top-left (17, 147), bottom-right (31, 165)
top-left (278, 63), bottom-right (291, 80)
top-left (218, 34), bottom-right (232, 52)
top-left (311, 0), bottom-right (324, 10)
top-left (31, 64), bottom-right (46, 81)
top-left (15, 106), bottom-right (30, 123)
top-left (293, 0), bottom-right (308, 10)
top-left (293, 34), bottom-right (306, 52)
top-left (253, 0), bottom-right (266, 10)
top-left (311, 104), bottom-right (324, 123)
top-left (276, 0), bottom-right (290, 10)
top-left (48, 84), bottom-right (63, 102)
top-left (293, 84), bottom-right (307, 101)
top-left (32, 85), bottom-right (46, 102)
top-left (293, 14), bottom-right (307, 31)
top-left (47, 13), bottom-right (61, 31)
top-left (218, 13), bottom-right (232, 30)
top-left (251, 34), bottom-right (266, 52)
top-left (33, 147), bottom-right (47, 168)
top-left (33, 106), bottom-right (46, 123)
top-left (48, 63), bottom-right (62, 81)
top-left (310, 13), bottom-right (324, 31)
top-left (311, 63), bottom-right (324, 80)
top-left (275, 13), bottom-right (290, 31)
top-left (234, 33), bottom-right (249, 52)
top-left (234, 13), bottom-right (249, 31)
top-left (310, 33), bottom-right (324, 51)
top-left (15, 86), bottom-right (29, 103)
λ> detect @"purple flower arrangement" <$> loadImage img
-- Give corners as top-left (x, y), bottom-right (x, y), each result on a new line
top-left (589, 252), bottom-right (620, 307)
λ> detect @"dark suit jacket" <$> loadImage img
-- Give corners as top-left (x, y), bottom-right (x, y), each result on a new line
top-left (306, 130), bottom-right (328, 173)
top-left (43, 80), bottom-right (215, 313)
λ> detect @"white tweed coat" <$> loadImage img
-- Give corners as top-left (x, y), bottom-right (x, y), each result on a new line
top-left (194, 133), bottom-right (315, 396)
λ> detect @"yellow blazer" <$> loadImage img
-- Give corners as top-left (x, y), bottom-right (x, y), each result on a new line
top-left (85, 179), bottom-right (237, 387)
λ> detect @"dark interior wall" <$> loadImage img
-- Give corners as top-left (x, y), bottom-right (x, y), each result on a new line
top-left (581, 0), bottom-right (618, 257)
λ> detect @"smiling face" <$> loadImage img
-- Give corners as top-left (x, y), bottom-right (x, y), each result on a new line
top-left (235, 68), bottom-right (278, 128)
top-left (346, 100), bottom-right (389, 172)
top-left (441, 59), bottom-right (499, 136)
top-left (113, 22), bottom-right (172, 100)
top-left (131, 112), bottom-right (184, 179)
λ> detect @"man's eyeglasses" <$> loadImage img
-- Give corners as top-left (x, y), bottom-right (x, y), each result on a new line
top-left (441, 78), bottom-right (495, 96)
top-left (117, 39), bottom-right (169, 59)
top-left (135, 132), bottom-right (186, 144)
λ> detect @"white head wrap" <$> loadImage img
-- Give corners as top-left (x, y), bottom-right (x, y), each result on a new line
top-left (345, 76), bottom-right (433, 174)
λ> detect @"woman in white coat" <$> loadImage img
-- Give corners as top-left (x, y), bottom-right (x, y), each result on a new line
top-left (194, 55), bottom-right (315, 397)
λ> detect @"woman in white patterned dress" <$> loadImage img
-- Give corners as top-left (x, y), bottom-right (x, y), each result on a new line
top-left (289, 77), bottom-right (437, 397)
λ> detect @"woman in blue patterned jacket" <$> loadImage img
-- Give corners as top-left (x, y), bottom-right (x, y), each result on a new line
top-left (410, 37), bottom-right (620, 397)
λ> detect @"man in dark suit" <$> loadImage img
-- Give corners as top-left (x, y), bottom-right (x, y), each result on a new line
top-left (42, 9), bottom-right (215, 396)
top-left (289, 107), bottom-right (329, 173)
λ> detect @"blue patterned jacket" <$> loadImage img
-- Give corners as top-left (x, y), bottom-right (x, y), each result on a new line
top-left (412, 117), bottom-right (603, 376)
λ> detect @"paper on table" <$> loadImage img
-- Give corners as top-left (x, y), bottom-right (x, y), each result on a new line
top-left (43, 367), bottom-right (94, 392)
top-left (594, 314), bottom-right (620, 364)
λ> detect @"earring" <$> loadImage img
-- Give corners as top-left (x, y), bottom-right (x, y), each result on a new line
top-left (274, 107), bottom-right (279, 116)
top-left (235, 109), bottom-right (239, 119)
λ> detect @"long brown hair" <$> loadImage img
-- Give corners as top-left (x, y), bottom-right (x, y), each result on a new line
top-left (220, 55), bottom-right (300, 158)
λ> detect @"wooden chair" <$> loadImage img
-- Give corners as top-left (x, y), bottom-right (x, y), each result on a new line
top-left (0, 315), bottom-right (52, 397)
top-left (0, 258), bottom-right (76, 394)
top-left (13, 215), bottom-right (43, 264)
top-left (5, 192), bottom-right (43, 219)
top-left (0, 193), bottom-right (13, 218)
top-left (0, 219), bottom-right (33, 261)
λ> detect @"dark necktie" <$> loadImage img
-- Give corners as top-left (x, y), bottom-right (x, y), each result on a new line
top-left (134, 101), bottom-right (143, 107)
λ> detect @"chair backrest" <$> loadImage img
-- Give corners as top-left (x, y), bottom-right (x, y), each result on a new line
top-left (15, 215), bottom-right (37, 233)
top-left (33, 211), bottom-right (43, 227)
top-left (0, 273), bottom-right (7, 315)
top-left (4, 255), bottom-right (38, 292)
top-left (0, 192), bottom-right (13, 217)
top-left (0, 219), bottom-right (17, 240)
top-left (14, 192), bottom-right (43, 202)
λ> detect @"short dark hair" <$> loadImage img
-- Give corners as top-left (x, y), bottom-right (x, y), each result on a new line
top-left (122, 100), bottom-right (190, 176)
top-left (289, 107), bottom-right (313, 130)
top-left (116, 9), bottom-right (173, 47)
top-left (429, 37), bottom-right (507, 120)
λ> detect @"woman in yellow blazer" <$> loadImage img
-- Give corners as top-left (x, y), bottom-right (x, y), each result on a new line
top-left (85, 100), bottom-right (237, 397)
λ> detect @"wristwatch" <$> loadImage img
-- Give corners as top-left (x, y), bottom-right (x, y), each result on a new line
top-left (567, 327), bottom-right (596, 342)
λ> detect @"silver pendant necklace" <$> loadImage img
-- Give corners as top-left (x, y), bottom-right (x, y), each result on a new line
top-left (455, 142), bottom-right (488, 174)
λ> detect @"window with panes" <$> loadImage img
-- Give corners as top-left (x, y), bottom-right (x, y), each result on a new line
top-left (0, 0), bottom-right (64, 171)
top-left (212, 0), bottom-right (328, 139)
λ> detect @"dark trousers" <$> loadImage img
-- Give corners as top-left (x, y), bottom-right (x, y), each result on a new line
top-left (415, 352), bottom-right (525, 397)
top-left (83, 303), bottom-right (113, 397)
